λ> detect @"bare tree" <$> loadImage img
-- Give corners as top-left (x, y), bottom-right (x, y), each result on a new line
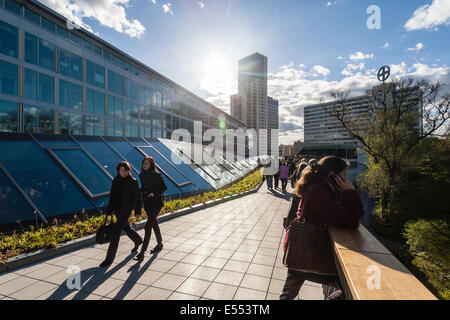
top-left (322, 79), bottom-right (450, 218)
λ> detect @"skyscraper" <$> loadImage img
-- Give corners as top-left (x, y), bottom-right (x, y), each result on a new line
top-left (230, 52), bottom-right (278, 155)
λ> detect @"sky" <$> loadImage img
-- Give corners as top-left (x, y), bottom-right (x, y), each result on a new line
top-left (38, 0), bottom-right (450, 145)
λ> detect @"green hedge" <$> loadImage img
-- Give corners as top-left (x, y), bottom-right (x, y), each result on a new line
top-left (0, 170), bottom-right (262, 264)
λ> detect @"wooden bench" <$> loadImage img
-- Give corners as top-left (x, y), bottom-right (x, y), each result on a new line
top-left (328, 224), bottom-right (437, 300)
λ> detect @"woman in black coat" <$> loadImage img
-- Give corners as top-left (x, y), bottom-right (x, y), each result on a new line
top-left (135, 156), bottom-right (167, 263)
top-left (99, 161), bottom-right (143, 268)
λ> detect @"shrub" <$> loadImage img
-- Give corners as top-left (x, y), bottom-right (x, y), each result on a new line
top-left (402, 219), bottom-right (450, 300)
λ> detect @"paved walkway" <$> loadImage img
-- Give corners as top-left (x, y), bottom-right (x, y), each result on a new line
top-left (0, 183), bottom-right (324, 300)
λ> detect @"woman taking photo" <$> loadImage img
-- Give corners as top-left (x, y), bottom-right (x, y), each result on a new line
top-left (280, 156), bottom-right (363, 300)
top-left (135, 156), bottom-right (167, 263)
top-left (100, 161), bottom-right (143, 268)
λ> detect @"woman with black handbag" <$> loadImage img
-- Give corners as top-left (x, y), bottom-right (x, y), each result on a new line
top-left (99, 161), bottom-right (143, 268)
top-left (135, 156), bottom-right (167, 263)
top-left (280, 156), bottom-right (363, 300)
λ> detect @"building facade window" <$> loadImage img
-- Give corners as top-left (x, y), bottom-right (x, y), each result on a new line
top-left (24, 32), bottom-right (37, 65)
top-left (70, 53), bottom-right (83, 81)
top-left (58, 79), bottom-right (69, 107)
top-left (0, 60), bottom-right (18, 96)
top-left (39, 39), bottom-right (55, 71)
top-left (107, 70), bottom-right (124, 95)
top-left (24, 68), bottom-right (38, 100)
top-left (0, 21), bottom-right (18, 58)
top-left (24, 8), bottom-right (40, 26)
top-left (41, 17), bottom-right (55, 33)
top-left (0, 100), bottom-right (18, 132)
top-left (125, 78), bottom-right (138, 100)
top-left (37, 107), bottom-right (54, 134)
top-left (23, 104), bottom-right (37, 133)
top-left (38, 73), bottom-right (54, 104)
top-left (69, 83), bottom-right (83, 110)
top-left (86, 60), bottom-right (105, 89)
top-left (4, 0), bottom-right (21, 16)
top-left (58, 112), bottom-right (82, 135)
top-left (86, 88), bottom-right (105, 114)
top-left (86, 117), bottom-right (104, 136)
top-left (58, 48), bottom-right (70, 76)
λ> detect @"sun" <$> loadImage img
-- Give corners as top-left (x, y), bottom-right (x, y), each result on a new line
top-left (201, 53), bottom-right (234, 86)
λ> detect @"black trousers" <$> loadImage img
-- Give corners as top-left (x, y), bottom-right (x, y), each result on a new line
top-left (281, 178), bottom-right (288, 191)
top-left (279, 268), bottom-right (344, 300)
top-left (105, 215), bottom-right (142, 263)
top-left (140, 202), bottom-right (163, 253)
top-left (274, 176), bottom-right (280, 188)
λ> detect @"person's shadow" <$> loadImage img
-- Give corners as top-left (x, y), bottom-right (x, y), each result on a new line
top-left (109, 252), bottom-right (161, 300)
top-left (45, 252), bottom-right (151, 300)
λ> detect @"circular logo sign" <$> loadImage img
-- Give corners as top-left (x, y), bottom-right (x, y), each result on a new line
top-left (377, 65), bottom-right (390, 82)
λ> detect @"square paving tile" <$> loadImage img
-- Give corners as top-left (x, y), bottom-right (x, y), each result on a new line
top-left (167, 262), bottom-right (199, 277)
top-left (152, 273), bottom-right (187, 291)
top-left (240, 274), bottom-right (270, 292)
top-left (223, 260), bottom-right (250, 273)
top-left (233, 287), bottom-right (267, 300)
top-left (247, 264), bottom-right (274, 278)
top-left (10, 281), bottom-right (57, 300)
top-left (135, 286), bottom-right (172, 300)
top-left (176, 278), bottom-right (211, 297)
top-left (190, 266), bottom-right (221, 282)
top-left (214, 270), bottom-right (244, 287)
top-left (201, 257), bottom-right (228, 269)
top-left (167, 292), bottom-right (201, 300)
top-left (203, 282), bottom-right (238, 300)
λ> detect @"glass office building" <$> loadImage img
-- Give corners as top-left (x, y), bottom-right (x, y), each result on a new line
top-left (0, 0), bottom-right (257, 226)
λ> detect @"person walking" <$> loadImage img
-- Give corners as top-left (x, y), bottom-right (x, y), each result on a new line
top-left (280, 156), bottom-right (363, 300)
top-left (279, 162), bottom-right (290, 193)
top-left (135, 157), bottom-right (167, 263)
top-left (262, 161), bottom-right (274, 191)
top-left (99, 161), bottom-right (143, 268)
top-left (274, 160), bottom-right (281, 190)
top-left (290, 161), bottom-right (307, 188)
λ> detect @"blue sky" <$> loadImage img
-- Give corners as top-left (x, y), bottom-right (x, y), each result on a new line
top-left (40, 0), bottom-right (450, 144)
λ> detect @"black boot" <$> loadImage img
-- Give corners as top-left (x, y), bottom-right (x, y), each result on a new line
top-left (131, 239), bottom-right (143, 253)
top-left (134, 252), bottom-right (145, 263)
top-left (99, 260), bottom-right (112, 268)
top-left (150, 243), bottom-right (163, 253)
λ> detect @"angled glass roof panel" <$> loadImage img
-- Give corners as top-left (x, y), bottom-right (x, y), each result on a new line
top-left (34, 134), bottom-right (78, 148)
top-left (74, 136), bottom-right (127, 177)
top-left (0, 134), bottom-right (94, 218)
top-left (0, 169), bottom-right (36, 225)
top-left (50, 148), bottom-right (112, 197)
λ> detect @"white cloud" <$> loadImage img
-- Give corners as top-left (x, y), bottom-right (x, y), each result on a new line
top-left (162, 2), bottom-right (173, 15)
top-left (349, 51), bottom-right (374, 61)
top-left (406, 42), bottom-right (425, 52)
top-left (382, 42), bottom-right (390, 48)
top-left (312, 65), bottom-right (330, 77)
top-left (39, 0), bottom-right (146, 38)
top-left (198, 1), bottom-right (205, 8)
top-left (341, 63), bottom-right (365, 76)
top-left (326, 1), bottom-right (337, 7)
top-left (405, 0), bottom-right (450, 31)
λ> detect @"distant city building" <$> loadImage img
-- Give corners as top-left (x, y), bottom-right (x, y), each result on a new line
top-left (231, 52), bottom-right (278, 155)
top-left (304, 84), bottom-right (422, 145)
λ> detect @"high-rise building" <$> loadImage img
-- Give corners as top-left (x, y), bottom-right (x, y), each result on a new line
top-left (230, 52), bottom-right (278, 155)
top-left (267, 96), bottom-right (279, 154)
